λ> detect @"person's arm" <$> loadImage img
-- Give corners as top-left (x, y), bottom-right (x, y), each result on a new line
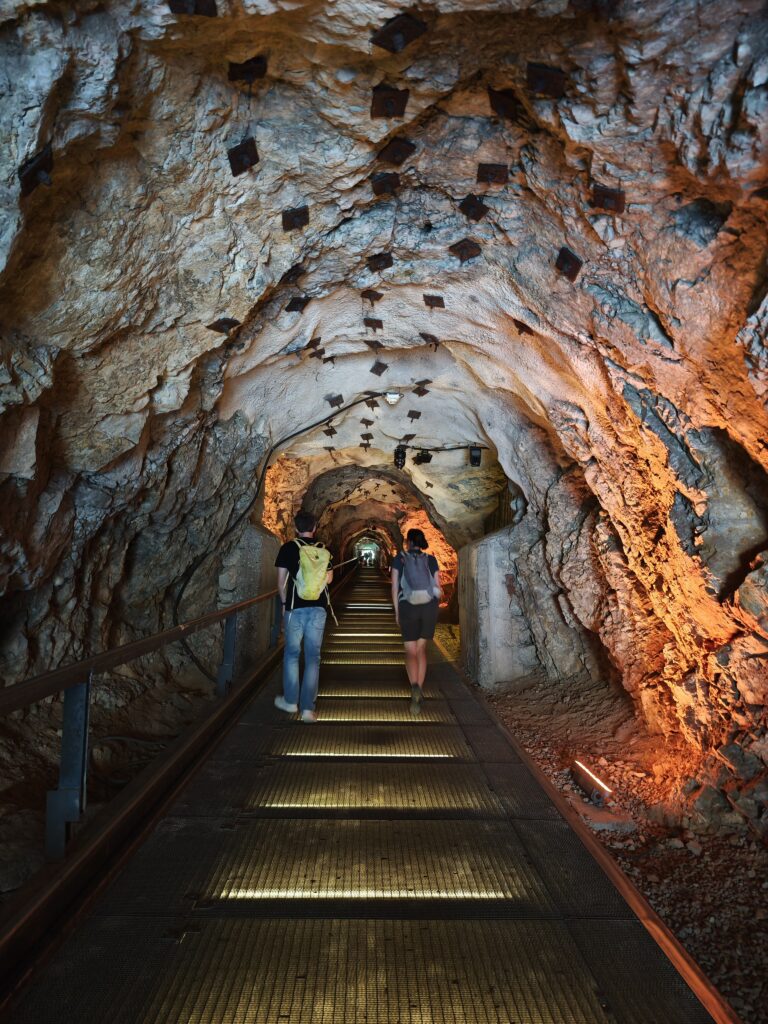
top-left (277, 567), bottom-right (289, 607)
top-left (432, 569), bottom-right (442, 601)
top-left (326, 569), bottom-right (334, 585)
top-left (391, 568), bottom-right (400, 625)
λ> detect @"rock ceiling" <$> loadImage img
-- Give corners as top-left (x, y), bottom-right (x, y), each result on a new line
top-left (1, 1), bottom-right (768, 768)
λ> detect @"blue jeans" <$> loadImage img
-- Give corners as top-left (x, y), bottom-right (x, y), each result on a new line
top-left (282, 607), bottom-right (327, 712)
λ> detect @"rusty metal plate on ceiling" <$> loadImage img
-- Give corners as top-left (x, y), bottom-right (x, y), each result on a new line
top-left (449, 239), bottom-right (482, 263)
top-left (370, 13), bottom-right (427, 53)
top-left (476, 162), bottom-right (508, 185)
top-left (367, 252), bottom-right (394, 272)
top-left (487, 86), bottom-right (525, 121)
top-left (555, 246), bottom-right (583, 282)
top-left (371, 84), bottom-right (410, 118)
top-left (459, 194), bottom-right (488, 221)
top-left (227, 137), bottom-right (259, 176)
top-left (591, 183), bottom-right (625, 214)
top-left (282, 205), bottom-right (309, 230)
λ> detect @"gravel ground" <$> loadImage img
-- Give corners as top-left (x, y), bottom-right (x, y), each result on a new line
top-left (432, 627), bottom-right (768, 1022)
top-left (483, 678), bottom-right (768, 1024)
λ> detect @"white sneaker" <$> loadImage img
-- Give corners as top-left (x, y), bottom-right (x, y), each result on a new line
top-left (274, 695), bottom-right (298, 714)
top-left (300, 709), bottom-right (318, 723)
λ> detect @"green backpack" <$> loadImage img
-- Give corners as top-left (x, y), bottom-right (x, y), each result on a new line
top-left (292, 539), bottom-right (332, 602)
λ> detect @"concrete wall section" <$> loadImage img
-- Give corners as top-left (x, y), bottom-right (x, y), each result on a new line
top-left (459, 527), bottom-right (541, 691)
top-left (459, 523), bottom-right (602, 692)
top-left (218, 522), bottom-right (281, 683)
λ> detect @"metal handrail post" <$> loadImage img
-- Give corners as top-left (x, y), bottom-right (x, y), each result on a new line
top-left (216, 612), bottom-right (238, 697)
top-left (45, 673), bottom-right (92, 860)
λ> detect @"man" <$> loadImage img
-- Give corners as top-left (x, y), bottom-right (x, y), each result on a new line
top-left (274, 510), bottom-right (333, 723)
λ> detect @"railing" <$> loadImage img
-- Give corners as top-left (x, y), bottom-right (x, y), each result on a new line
top-left (0, 560), bottom-right (356, 860)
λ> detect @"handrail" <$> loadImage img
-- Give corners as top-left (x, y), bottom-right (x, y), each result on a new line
top-left (0, 587), bottom-right (278, 718)
top-left (2, 558), bottom-right (358, 861)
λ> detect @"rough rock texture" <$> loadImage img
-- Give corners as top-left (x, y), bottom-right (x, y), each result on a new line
top-left (2, 0), bottom-right (768, 840)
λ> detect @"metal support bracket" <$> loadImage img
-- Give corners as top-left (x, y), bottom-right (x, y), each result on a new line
top-left (45, 675), bottom-right (92, 860)
top-left (216, 612), bottom-right (238, 697)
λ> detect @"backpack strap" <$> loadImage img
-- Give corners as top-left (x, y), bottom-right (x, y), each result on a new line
top-left (288, 538), bottom-right (306, 611)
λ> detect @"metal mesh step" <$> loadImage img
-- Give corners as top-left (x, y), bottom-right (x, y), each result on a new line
top-left (237, 762), bottom-right (507, 817)
top-left (96, 818), bottom-right (560, 910)
top-left (11, 916), bottom-right (642, 1024)
top-left (262, 724), bottom-right (474, 760)
top-left (316, 699), bottom-right (454, 723)
top-left (322, 653), bottom-right (405, 665)
top-left (206, 820), bottom-right (552, 904)
top-left (318, 681), bottom-right (440, 698)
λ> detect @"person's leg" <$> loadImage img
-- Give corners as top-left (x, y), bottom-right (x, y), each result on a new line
top-left (278, 610), bottom-right (304, 711)
top-left (416, 600), bottom-right (439, 689)
top-left (416, 638), bottom-right (428, 686)
top-left (404, 640), bottom-right (420, 686)
top-left (299, 607), bottom-right (327, 716)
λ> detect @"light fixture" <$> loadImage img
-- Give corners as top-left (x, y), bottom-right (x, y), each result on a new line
top-left (414, 451), bottom-right (432, 465)
top-left (572, 760), bottom-right (612, 806)
top-left (394, 445), bottom-right (406, 469)
top-left (384, 391), bottom-right (402, 406)
top-left (469, 446), bottom-right (482, 467)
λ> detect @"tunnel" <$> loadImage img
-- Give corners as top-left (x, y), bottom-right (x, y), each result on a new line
top-left (1, 0), bottom-right (768, 1020)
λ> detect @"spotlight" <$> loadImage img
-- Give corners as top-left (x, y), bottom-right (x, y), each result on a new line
top-left (413, 450), bottom-right (432, 465)
top-left (469, 446), bottom-right (482, 467)
top-left (394, 445), bottom-right (406, 469)
top-left (384, 391), bottom-right (402, 406)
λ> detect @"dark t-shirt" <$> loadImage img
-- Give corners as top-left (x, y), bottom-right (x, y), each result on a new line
top-left (391, 551), bottom-right (439, 602)
top-left (275, 539), bottom-right (333, 609)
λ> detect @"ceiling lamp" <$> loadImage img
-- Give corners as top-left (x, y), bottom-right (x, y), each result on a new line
top-left (413, 451), bottom-right (432, 465)
top-left (469, 446), bottom-right (482, 467)
top-left (394, 445), bottom-right (406, 469)
top-left (384, 391), bottom-right (402, 405)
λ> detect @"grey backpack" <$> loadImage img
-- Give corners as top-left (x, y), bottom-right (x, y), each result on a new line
top-left (400, 551), bottom-right (435, 605)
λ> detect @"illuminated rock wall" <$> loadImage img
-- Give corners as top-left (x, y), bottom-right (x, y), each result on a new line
top-left (1, 1), bottom-right (767, 815)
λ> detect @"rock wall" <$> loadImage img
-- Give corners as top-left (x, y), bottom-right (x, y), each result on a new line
top-left (1, 0), bottom-right (768, 829)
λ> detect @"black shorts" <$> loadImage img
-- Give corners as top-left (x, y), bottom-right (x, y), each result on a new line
top-left (398, 599), bottom-right (439, 642)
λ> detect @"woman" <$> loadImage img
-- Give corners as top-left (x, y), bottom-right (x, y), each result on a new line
top-left (390, 528), bottom-right (441, 714)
